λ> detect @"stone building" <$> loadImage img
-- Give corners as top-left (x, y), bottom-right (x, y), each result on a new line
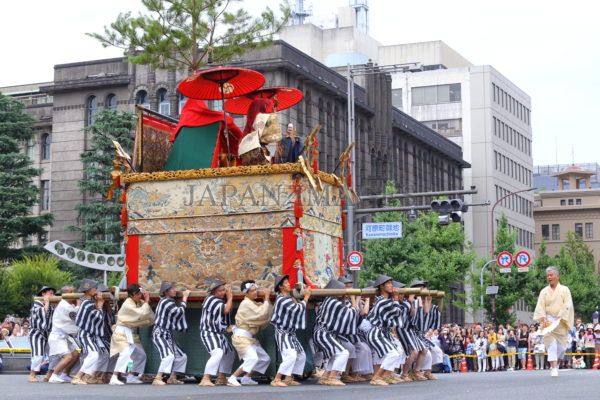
top-left (534, 165), bottom-right (600, 266)
top-left (1, 40), bottom-right (468, 247)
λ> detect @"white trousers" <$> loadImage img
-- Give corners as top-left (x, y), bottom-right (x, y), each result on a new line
top-left (422, 351), bottom-right (432, 370)
top-left (547, 339), bottom-right (566, 362)
top-left (204, 348), bottom-right (235, 376)
top-left (478, 357), bottom-right (487, 372)
top-left (326, 349), bottom-right (349, 372)
top-left (380, 349), bottom-right (401, 372)
top-left (158, 352), bottom-right (188, 374)
top-left (278, 348), bottom-right (306, 376)
top-left (80, 351), bottom-right (101, 375)
top-left (240, 345), bottom-right (271, 374)
top-left (392, 339), bottom-right (407, 368)
top-left (430, 345), bottom-right (444, 366)
top-left (47, 355), bottom-right (60, 371)
top-left (340, 340), bottom-right (356, 359)
top-left (114, 344), bottom-right (147, 374)
top-left (352, 342), bottom-right (373, 374)
top-left (98, 354), bottom-right (117, 373)
top-left (31, 355), bottom-right (44, 372)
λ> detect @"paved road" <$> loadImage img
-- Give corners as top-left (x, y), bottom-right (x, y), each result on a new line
top-left (2, 369), bottom-right (597, 400)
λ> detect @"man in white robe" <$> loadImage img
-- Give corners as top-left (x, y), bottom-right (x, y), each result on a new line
top-left (533, 266), bottom-right (574, 378)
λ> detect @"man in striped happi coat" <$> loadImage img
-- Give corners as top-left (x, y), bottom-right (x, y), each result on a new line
top-left (28, 286), bottom-right (56, 383)
top-left (47, 286), bottom-right (80, 384)
top-left (365, 274), bottom-right (402, 386)
top-left (72, 279), bottom-right (106, 385)
top-left (151, 281), bottom-right (190, 386)
top-left (411, 280), bottom-right (442, 381)
top-left (312, 278), bottom-right (358, 386)
top-left (398, 280), bottom-right (433, 382)
top-left (97, 284), bottom-right (117, 383)
top-left (269, 274), bottom-right (312, 387)
top-left (199, 279), bottom-right (234, 387)
top-left (339, 276), bottom-right (372, 382)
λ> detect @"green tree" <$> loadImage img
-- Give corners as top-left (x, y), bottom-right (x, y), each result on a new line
top-left (88, 0), bottom-right (291, 73)
top-left (67, 109), bottom-right (135, 257)
top-left (472, 213), bottom-right (533, 325)
top-left (361, 181), bottom-right (476, 306)
top-left (0, 93), bottom-right (53, 262)
top-left (526, 233), bottom-right (600, 318)
top-left (1, 255), bottom-right (71, 316)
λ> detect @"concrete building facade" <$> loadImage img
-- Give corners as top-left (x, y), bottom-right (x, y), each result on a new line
top-left (282, 6), bottom-right (535, 262)
top-left (534, 166), bottom-right (600, 267)
top-left (1, 41), bottom-right (468, 258)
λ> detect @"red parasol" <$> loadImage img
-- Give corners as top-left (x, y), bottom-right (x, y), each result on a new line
top-left (224, 87), bottom-right (304, 114)
top-left (177, 66), bottom-right (265, 165)
top-left (177, 66), bottom-right (265, 100)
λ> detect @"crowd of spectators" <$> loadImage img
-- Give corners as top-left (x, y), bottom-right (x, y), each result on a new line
top-left (427, 318), bottom-right (600, 372)
top-left (0, 316), bottom-right (30, 340)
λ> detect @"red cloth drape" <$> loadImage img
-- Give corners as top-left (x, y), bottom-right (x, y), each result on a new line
top-left (125, 235), bottom-right (139, 285)
top-left (169, 99), bottom-right (243, 167)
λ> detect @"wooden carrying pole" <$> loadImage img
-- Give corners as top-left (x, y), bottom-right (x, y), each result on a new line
top-left (34, 287), bottom-right (445, 303)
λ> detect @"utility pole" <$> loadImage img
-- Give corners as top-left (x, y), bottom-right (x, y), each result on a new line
top-left (489, 187), bottom-right (536, 325)
top-left (345, 61), bottom-right (424, 287)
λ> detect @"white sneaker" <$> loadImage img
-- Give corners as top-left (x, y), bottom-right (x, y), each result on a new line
top-left (109, 375), bottom-right (125, 385)
top-left (126, 375), bottom-right (144, 384)
top-left (550, 368), bottom-right (558, 377)
top-left (507, 368), bottom-right (514, 371)
top-left (60, 373), bottom-right (73, 382)
top-left (227, 376), bottom-right (241, 387)
top-left (240, 376), bottom-right (258, 385)
top-left (48, 375), bottom-right (65, 384)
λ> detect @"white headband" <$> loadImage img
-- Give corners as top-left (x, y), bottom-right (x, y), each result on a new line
top-left (242, 282), bottom-right (257, 294)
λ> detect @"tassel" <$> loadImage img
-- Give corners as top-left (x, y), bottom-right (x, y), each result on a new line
top-left (294, 197), bottom-right (303, 219)
top-left (119, 190), bottom-right (126, 203)
top-left (347, 156), bottom-right (352, 188)
top-left (121, 206), bottom-right (127, 226)
top-left (341, 197), bottom-right (346, 230)
top-left (312, 138), bottom-right (319, 174)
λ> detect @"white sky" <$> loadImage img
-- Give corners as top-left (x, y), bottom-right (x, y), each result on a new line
top-left (1, 0), bottom-right (598, 166)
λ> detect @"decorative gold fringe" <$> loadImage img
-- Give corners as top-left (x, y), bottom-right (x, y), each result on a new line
top-left (122, 162), bottom-right (340, 186)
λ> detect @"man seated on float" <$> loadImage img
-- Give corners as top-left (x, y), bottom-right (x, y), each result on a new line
top-left (228, 280), bottom-right (273, 386)
top-left (165, 99), bottom-right (243, 170)
top-left (237, 98), bottom-right (282, 166)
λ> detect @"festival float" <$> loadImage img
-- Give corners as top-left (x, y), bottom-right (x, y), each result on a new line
top-left (39, 66), bottom-right (444, 377)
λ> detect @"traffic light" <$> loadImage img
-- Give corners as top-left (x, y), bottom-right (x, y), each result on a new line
top-left (430, 199), bottom-right (468, 224)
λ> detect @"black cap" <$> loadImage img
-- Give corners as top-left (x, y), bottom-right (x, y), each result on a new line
top-left (37, 286), bottom-right (56, 296)
top-left (273, 274), bottom-right (290, 292)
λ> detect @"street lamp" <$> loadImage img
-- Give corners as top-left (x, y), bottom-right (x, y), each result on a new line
top-left (489, 187), bottom-right (536, 325)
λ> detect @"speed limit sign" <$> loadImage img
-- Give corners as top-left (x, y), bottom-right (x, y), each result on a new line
top-left (347, 251), bottom-right (363, 270)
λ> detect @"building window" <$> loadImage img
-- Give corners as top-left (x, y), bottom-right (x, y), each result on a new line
top-left (541, 224), bottom-right (549, 241)
top-left (412, 83), bottom-right (461, 106)
top-left (576, 198), bottom-right (582, 205)
top-left (560, 199), bottom-right (566, 206)
top-left (41, 133), bottom-right (51, 160)
top-left (575, 223), bottom-right (583, 237)
top-left (178, 92), bottom-right (187, 114)
top-left (392, 88), bottom-right (402, 109)
top-left (38, 232), bottom-right (48, 245)
top-left (86, 95), bottom-right (97, 126)
top-left (568, 199), bottom-right (574, 205)
top-left (586, 223), bottom-right (593, 239)
top-left (552, 224), bottom-right (560, 240)
top-left (421, 119), bottom-right (462, 136)
top-left (26, 138), bottom-right (35, 160)
top-left (40, 180), bottom-right (50, 210)
top-left (23, 234), bottom-right (33, 247)
top-left (157, 89), bottom-right (170, 115)
top-left (106, 94), bottom-right (117, 110)
top-left (136, 90), bottom-right (150, 108)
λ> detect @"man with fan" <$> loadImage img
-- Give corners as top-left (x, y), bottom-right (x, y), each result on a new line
top-left (533, 266), bottom-right (574, 378)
